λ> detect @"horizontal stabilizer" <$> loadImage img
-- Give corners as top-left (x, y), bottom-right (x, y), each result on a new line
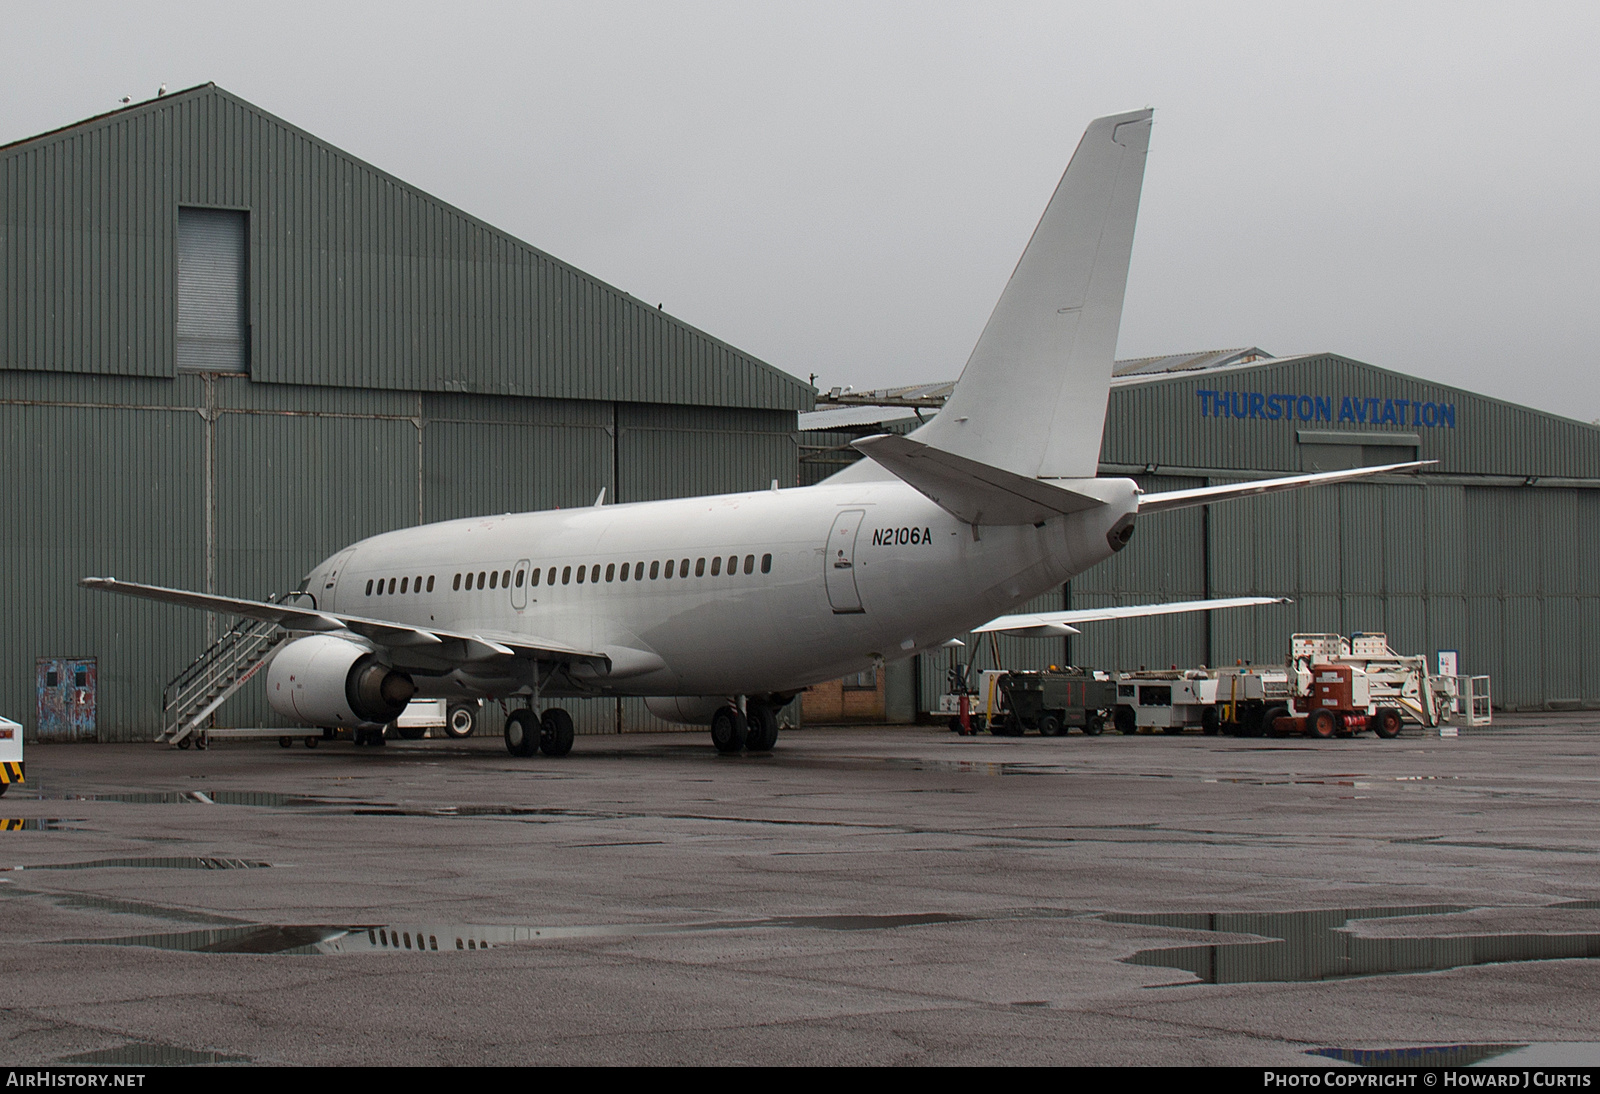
top-left (1138, 461), bottom-right (1434, 515)
top-left (975, 595), bottom-right (1291, 636)
top-left (852, 433), bottom-right (1106, 525)
top-left (79, 577), bottom-right (609, 668)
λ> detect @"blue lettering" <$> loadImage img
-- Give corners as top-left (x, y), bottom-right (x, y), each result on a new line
top-left (1315, 396), bottom-right (1332, 422)
top-left (1421, 402), bottom-right (1437, 427)
top-left (1230, 392), bottom-right (1247, 419)
top-left (1339, 396), bottom-right (1356, 423)
top-left (1439, 403), bottom-right (1455, 428)
top-left (1381, 399), bottom-right (1398, 425)
top-left (1249, 393), bottom-right (1265, 419)
top-left (1198, 390), bottom-right (1213, 416)
top-left (1297, 395), bottom-right (1314, 421)
top-left (1265, 394), bottom-right (1282, 420)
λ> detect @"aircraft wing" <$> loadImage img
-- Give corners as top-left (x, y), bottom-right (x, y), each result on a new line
top-left (1138, 461), bottom-right (1433, 515)
top-left (78, 577), bottom-right (609, 668)
top-left (974, 595), bottom-right (1291, 637)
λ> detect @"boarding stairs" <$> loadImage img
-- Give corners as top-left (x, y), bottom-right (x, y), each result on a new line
top-left (159, 592), bottom-right (301, 748)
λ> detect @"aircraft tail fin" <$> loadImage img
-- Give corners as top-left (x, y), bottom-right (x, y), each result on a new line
top-left (906, 109), bottom-right (1151, 480)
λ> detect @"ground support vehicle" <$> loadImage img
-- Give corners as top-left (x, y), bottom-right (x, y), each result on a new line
top-left (0, 716), bottom-right (22, 796)
top-left (1267, 633), bottom-right (1476, 739)
top-left (984, 670), bottom-right (1118, 736)
top-left (940, 668), bottom-right (1116, 737)
top-left (1111, 670), bottom-right (1288, 735)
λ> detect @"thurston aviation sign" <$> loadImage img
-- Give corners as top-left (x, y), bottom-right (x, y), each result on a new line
top-left (1197, 390), bottom-right (1457, 429)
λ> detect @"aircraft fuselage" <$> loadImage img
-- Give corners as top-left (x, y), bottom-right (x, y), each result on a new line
top-left (302, 477), bottom-right (1141, 700)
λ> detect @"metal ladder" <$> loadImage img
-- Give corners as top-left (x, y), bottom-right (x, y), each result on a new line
top-left (159, 592), bottom-right (299, 748)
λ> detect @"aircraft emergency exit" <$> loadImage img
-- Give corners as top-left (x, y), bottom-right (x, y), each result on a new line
top-left (84, 109), bottom-right (1424, 757)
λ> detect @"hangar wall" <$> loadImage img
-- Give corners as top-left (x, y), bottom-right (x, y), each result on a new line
top-left (1, 85), bottom-right (809, 741)
top-left (886, 355), bottom-right (1600, 713)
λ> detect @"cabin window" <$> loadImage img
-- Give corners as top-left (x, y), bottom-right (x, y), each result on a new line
top-left (531, 568), bottom-right (541, 587)
top-left (562, 566), bottom-right (572, 585)
top-left (426, 575), bottom-right (435, 592)
top-left (710, 556), bottom-right (721, 576)
top-left (696, 558), bottom-right (706, 577)
top-left (503, 569), bottom-right (511, 587)
top-left (634, 562), bottom-right (644, 581)
top-left (619, 563), bottom-right (629, 583)
top-left (515, 570), bottom-right (524, 588)
top-left (680, 558), bottom-right (690, 577)
top-left (744, 554), bottom-right (754, 574)
top-left (590, 565), bottom-right (600, 583)
top-left (415, 575), bottom-right (422, 591)
top-left (664, 560), bottom-right (675, 579)
top-left (605, 563), bottom-right (615, 582)
top-left (489, 571), bottom-right (499, 589)
top-left (576, 565), bottom-right (586, 584)
top-left (761, 553), bottom-right (772, 573)
top-left (365, 579), bottom-right (373, 596)
top-left (478, 571), bottom-right (487, 589)
top-left (453, 573), bottom-right (461, 591)
top-left (650, 560), bottom-right (660, 579)
top-left (547, 567), bottom-right (557, 585)
top-left (727, 555), bottom-right (737, 574)
top-left (401, 577), bottom-right (409, 594)
top-left (388, 578), bottom-right (397, 595)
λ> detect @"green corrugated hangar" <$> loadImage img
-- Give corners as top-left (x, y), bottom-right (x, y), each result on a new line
top-left (1, 84), bottom-right (810, 741)
top-left (803, 349), bottom-right (1600, 715)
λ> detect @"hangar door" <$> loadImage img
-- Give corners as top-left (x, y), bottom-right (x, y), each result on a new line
top-left (177, 207), bottom-right (249, 373)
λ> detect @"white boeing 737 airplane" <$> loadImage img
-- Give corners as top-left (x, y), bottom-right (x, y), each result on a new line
top-left (84, 109), bottom-right (1421, 756)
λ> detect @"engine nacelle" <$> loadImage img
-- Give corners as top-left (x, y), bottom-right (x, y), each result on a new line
top-left (645, 696), bottom-right (730, 725)
top-left (267, 634), bottom-right (415, 727)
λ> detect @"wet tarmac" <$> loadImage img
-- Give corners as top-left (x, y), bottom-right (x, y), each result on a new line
top-left (3, 714), bottom-right (1600, 1065)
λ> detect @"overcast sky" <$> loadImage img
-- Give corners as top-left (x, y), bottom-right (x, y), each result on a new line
top-left (3, 2), bottom-right (1596, 421)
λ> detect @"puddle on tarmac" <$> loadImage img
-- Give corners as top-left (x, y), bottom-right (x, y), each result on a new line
top-left (1310, 1043), bottom-right (1600, 1067)
top-left (1114, 904), bottom-right (1600, 984)
top-left (57, 1041), bottom-right (252, 1066)
top-left (4, 883), bottom-right (251, 925)
top-left (1309, 1044), bottom-right (1527, 1067)
top-left (0, 819), bottom-right (81, 831)
top-left (71, 909), bottom-right (1062, 955)
top-left (3, 856), bottom-right (268, 872)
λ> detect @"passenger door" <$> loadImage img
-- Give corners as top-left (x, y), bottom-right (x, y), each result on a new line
top-left (824, 510), bottom-right (866, 614)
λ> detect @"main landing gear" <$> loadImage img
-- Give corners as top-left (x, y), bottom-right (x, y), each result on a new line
top-left (504, 707), bottom-right (575, 758)
top-left (711, 699), bottom-right (780, 755)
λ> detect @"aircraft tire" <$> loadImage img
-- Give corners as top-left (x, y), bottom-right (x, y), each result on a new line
top-left (1372, 707), bottom-right (1403, 739)
top-left (539, 708), bottom-right (575, 757)
top-left (745, 703), bottom-right (779, 752)
top-left (504, 709), bottom-right (537, 757)
top-left (710, 706), bottom-right (748, 754)
top-left (444, 703), bottom-right (477, 739)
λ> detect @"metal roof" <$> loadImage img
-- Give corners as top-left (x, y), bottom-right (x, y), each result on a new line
top-left (0, 83), bottom-right (813, 411)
